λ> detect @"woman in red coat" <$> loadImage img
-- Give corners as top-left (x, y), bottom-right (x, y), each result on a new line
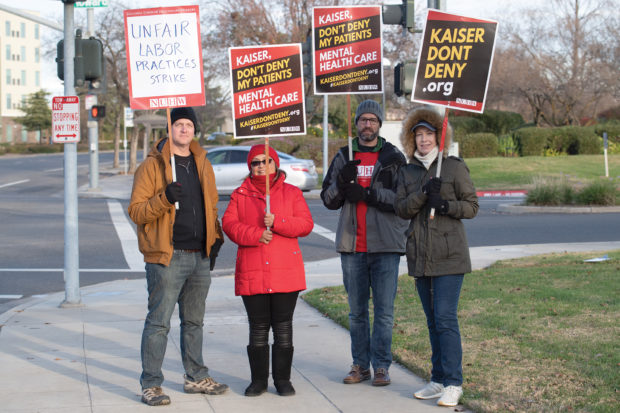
top-left (222, 145), bottom-right (314, 397)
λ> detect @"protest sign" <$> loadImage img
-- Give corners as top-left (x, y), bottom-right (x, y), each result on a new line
top-left (412, 10), bottom-right (498, 113)
top-left (229, 44), bottom-right (306, 138)
top-left (313, 6), bottom-right (383, 95)
top-left (124, 6), bottom-right (205, 110)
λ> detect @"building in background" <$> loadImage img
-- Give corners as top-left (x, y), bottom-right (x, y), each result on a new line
top-left (0, 9), bottom-right (42, 144)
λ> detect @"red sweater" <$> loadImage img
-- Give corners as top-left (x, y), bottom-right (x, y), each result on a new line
top-left (222, 174), bottom-right (314, 296)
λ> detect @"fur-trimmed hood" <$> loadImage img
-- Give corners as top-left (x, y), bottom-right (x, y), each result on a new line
top-left (400, 107), bottom-right (452, 159)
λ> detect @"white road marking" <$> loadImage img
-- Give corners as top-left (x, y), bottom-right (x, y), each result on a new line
top-left (107, 199), bottom-right (144, 271)
top-left (0, 179), bottom-right (30, 189)
top-left (312, 223), bottom-right (336, 242)
top-left (0, 294), bottom-right (22, 299)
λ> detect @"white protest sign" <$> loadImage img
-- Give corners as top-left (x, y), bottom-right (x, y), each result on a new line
top-left (124, 6), bottom-right (205, 110)
top-left (52, 96), bottom-right (80, 144)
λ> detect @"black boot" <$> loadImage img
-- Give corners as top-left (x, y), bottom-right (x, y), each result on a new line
top-left (272, 345), bottom-right (295, 396)
top-left (245, 345), bottom-right (269, 396)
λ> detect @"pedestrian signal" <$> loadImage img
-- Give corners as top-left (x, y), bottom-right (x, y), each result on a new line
top-left (90, 105), bottom-right (106, 119)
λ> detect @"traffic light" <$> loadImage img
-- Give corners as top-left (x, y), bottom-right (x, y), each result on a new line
top-left (394, 62), bottom-right (416, 97)
top-left (382, 0), bottom-right (415, 33)
top-left (90, 105), bottom-right (106, 119)
top-left (56, 29), bottom-right (104, 87)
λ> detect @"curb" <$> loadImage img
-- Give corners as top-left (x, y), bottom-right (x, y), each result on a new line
top-left (497, 203), bottom-right (620, 214)
top-left (477, 190), bottom-right (527, 197)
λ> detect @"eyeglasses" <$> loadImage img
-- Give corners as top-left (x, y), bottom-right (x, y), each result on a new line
top-left (358, 117), bottom-right (379, 125)
top-left (250, 158), bottom-right (274, 167)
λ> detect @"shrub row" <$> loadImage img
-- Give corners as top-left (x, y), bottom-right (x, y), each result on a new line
top-left (514, 126), bottom-right (600, 156)
top-left (0, 143), bottom-right (63, 155)
top-left (454, 125), bottom-right (612, 158)
top-left (451, 110), bottom-right (525, 135)
top-left (458, 133), bottom-right (499, 158)
top-left (526, 176), bottom-right (619, 206)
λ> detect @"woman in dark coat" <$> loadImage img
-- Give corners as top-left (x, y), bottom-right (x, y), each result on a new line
top-left (222, 145), bottom-right (313, 397)
top-left (394, 107), bottom-right (478, 407)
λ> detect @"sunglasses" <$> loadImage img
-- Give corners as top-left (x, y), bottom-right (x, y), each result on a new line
top-left (250, 158), bottom-right (274, 167)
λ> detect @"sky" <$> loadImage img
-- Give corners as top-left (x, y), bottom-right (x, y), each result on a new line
top-left (0, 0), bottom-right (540, 99)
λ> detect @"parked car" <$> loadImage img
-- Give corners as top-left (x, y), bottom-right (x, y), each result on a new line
top-left (206, 146), bottom-right (319, 195)
top-left (206, 132), bottom-right (230, 141)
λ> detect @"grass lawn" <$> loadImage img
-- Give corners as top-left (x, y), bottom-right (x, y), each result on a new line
top-left (302, 250), bottom-right (620, 412)
top-left (465, 155), bottom-right (620, 190)
top-left (316, 155), bottom-right (620, 191)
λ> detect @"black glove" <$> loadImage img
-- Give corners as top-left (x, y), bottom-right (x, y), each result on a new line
top-left (364, 187), bottom-right (377, 205)
top-left (343, 183), bottom-right (366, 203)
top-left (209, 238), bottom-right (224, 271)
top-left (165, 182), bottom-right (183, 203)
top-left (428, 193), bottom-right (449, 214)
top-left (422, 177), bottom-right (442, 194)
top-left (337, 159), bottom-right (361, 188)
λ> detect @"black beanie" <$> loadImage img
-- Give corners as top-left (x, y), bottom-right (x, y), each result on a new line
top-left (355, 100), bottom-right (383, 126)
top-left (170, 107), bottom-right (199, 133)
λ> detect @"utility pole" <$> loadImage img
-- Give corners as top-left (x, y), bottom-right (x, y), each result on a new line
top-left (60, 0), bottom-right (81, 307)
top-left (86, 7), bottom-right (99, 190)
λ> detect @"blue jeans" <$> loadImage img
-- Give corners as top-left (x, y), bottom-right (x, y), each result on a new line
top-left (140, 250), bottom-right (212, 389)
top-left (341, 252), bottom-right (400, 371)
top-left (416, 274), bottom-right (464, 386)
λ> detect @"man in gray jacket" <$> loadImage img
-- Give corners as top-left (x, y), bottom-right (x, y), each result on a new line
top-left (321, 100), bottom-right (408, 387)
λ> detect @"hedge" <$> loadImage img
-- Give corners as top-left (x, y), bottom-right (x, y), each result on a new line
top-left (451, 116), bottom-right (486, 135)
top-left (514, 127), bottom-right (552, 156)
top-left (547, 126), bottom-right (600, 155)
top-left (458, 133), bottom-right (499, 158)
top-left (593, 122), bottom-right (620, 144)
top-left (478, 109), bottom-right (525, 135)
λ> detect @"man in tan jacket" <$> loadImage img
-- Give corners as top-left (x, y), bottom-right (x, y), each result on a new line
top-left (128, 106), bottom-right (226, 406)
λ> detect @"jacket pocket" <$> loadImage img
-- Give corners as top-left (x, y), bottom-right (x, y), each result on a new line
top-left (430, 227), bottom-right (463, 261)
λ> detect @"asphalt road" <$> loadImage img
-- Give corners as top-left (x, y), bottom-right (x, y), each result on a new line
top-left (1, 152), bottom-right (619, 313)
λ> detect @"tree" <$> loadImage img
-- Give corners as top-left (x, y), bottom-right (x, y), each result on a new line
top-left (16, 90), bottom-right (52, 143)
top-left (194, 48), bottom-right (230, 139)
top-left (94, 2), bottom-right (131, 169)
top-left (490, 0), bottom-right (619, 126)
top-left (203, 0), bottom-right (346, 122)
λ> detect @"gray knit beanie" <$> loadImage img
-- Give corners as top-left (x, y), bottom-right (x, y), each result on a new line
top-left (355, 100), bottom-right (383, 126)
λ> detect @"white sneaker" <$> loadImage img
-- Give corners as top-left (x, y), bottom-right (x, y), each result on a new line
top-left (437, 385), bottom-right (463, 407)
top-left (413, 381), bottom-right (444, 399)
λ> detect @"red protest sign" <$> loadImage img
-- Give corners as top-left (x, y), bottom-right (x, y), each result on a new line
top-left (313, 6), bottom-right (383, 95)
top-left (124, 6), bottom-right (205, 110)
top-left (412, 10), bottom-right (498, 113)
top-left (229, 44), bottom-right (306, 138)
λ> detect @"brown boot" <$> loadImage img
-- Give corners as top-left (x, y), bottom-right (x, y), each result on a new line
top-left (343, 365), bottom-right (371, 384)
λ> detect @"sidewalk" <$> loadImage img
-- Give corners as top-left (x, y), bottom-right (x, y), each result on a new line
top-left (1, 174), bottom-right (618, 412)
